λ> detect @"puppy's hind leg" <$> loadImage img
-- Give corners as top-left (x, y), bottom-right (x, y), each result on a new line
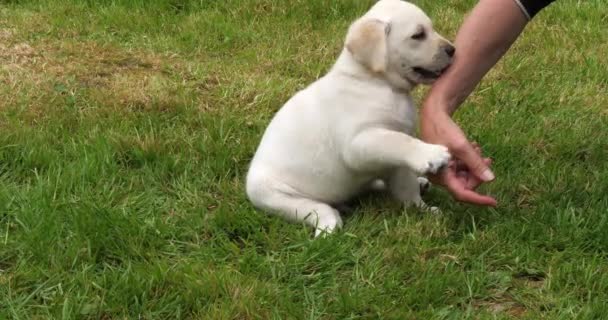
top-left (247, 183), bottom-right (343, 237)
top-left (272, 195), bottom-right (343, 237)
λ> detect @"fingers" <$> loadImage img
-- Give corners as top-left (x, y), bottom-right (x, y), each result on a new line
top-left (444, 162), bottom-right (497, 206)
top-left (455, 156), bottom-right (492, 172)
top-left (453, 141), bottom-right (495, 182)
top-left (458, 157), bottom-right (493, 190)
top-left (450, 187), bottom-right (498, 207)
top-left (472, 141), bottom-right (480, 153)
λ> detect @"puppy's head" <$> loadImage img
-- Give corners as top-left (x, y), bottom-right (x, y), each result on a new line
top-left (345, 0), bottom-right (454, 89)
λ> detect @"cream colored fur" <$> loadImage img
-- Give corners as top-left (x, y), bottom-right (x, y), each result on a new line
top-left (246, 0), bottom-right (455, 237)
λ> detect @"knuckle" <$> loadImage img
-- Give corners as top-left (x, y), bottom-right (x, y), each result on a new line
top-left (451, 139), bottom-right (469, 153)
top-left (470, 160), bottom-right (487, 172)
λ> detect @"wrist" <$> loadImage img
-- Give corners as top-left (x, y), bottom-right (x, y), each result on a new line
top-left (422, 85), bottom-right (464, 116)
top-left (421, 97), bottom-right (451, 120)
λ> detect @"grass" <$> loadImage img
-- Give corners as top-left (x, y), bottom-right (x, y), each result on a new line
top-left (0, 0), bottom-right (606, 318)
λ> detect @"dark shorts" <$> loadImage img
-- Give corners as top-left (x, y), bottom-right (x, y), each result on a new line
top-left (514, 0), bottom-right (556, 19)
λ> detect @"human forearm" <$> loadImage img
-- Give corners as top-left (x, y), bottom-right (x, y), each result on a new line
top-left (423, 0), bottom-right (528, 116)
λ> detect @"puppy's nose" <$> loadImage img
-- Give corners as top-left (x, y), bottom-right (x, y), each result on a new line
top-left (443, 44), bottom-right (455, 57)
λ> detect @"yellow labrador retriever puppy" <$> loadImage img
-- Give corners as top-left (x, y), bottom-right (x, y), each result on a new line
top-left (246, 0), bottom-right (455, 237)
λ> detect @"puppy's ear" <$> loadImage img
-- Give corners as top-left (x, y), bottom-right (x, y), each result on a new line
top-left (345, 18), bottom-right (390, 73)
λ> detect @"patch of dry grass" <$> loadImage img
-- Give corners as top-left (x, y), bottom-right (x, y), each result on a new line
top-left (0, 30), bottom-right (191, 114)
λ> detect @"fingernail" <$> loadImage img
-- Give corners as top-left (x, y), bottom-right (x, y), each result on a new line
top-left (481, 169), bottom-right (495, 182)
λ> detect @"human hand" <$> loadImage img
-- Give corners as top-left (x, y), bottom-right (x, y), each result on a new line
top-left (433, 143), bottom-right (497, 206)
top-left (420, 109), bottom-right (497, 206)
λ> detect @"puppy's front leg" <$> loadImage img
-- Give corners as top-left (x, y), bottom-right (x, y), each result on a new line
top-left (343, 128), bottom-right (450, 175)
top-left (388, 168), bottom-right (439, 212)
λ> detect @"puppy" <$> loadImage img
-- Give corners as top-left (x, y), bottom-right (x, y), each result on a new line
top-left (246, 0), bottom-right (455, 237)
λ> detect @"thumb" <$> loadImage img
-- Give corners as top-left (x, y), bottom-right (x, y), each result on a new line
top-left (454, 142), bottom-right (495, 182)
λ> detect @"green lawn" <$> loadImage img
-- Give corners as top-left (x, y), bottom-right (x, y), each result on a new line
top-left (0, 0), bottom-right (607, 318)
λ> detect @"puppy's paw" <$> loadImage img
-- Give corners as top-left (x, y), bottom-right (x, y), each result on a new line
top-left (314, 214), bottom-right (343, 238)
top-left (403, 198), bottom-right (441, 214)
top-left (416, 200), bottom-right (441, 214)
top-left (411, 143), bottom-right (451, 175)
top-left (417, 177), bottom-right (431, 196)
top-left (426, 206), bottom-right (441, 214)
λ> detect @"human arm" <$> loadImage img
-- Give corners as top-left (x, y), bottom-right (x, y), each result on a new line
top-left (420, 0), bottom-right (534, 206)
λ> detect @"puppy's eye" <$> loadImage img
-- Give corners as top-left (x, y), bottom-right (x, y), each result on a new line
top-left (411, 31), bottom-right (426, 40)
